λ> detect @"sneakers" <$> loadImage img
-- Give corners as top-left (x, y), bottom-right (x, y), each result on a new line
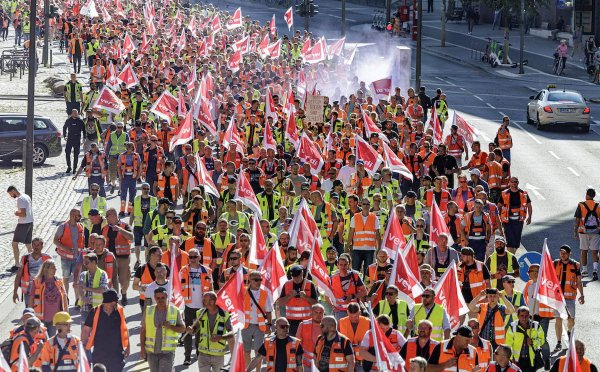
top-left (554, 342), bottom-right (562, 352)
top-left (7, 265), bottom-right (19, 272)
top-left (121, 293), bottom-right (128, 306)
top-left (183, 359), bottom-right (191, 366)
top-left (581, 269), bottom-right (588, 277)
top-left (66, 167), bottom-right (72, 174)
top-left (593, 271), bottom-right (598, 281)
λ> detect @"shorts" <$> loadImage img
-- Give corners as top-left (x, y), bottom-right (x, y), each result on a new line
top-left (13, 223), bottom-right (33, 244)
top-left (61, 258), bottom-right (77, 279)
top-left (556, 299), bottom-right (576, 318)
top-left (578, 233), bottom-right (600, 251)
top-left (134, 226), bottom-right (148, 247)
top-left (241, 323), bottom-right (266, 353)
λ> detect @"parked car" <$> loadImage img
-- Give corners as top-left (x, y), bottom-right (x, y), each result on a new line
top-left (0, 113), bottom-right (62, 165)
top-left (526, 87), bottom-right (591, 132)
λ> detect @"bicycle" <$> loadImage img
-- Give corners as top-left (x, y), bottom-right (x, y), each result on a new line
top-left (553, 53), bottom-right (565, 75)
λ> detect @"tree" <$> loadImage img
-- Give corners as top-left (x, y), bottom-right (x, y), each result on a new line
top-left (480, 0), bottom-right (550, 63)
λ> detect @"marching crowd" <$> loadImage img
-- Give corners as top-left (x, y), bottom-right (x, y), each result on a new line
top-left (1, 0), bottom-right (599, 371)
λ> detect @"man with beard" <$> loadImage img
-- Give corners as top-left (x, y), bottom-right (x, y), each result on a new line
top-left (183, 221), bottom-right (217, 272)
top-left (485, 236), bottom-right (519, 290)
top-left (313, 316), bottom-right (355, 372)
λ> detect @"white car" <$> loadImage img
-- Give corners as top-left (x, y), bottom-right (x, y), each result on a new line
top-left (526, 88), bottom-right (591, 132)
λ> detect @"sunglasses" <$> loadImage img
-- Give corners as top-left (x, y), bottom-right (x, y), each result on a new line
top-left (385, 292), bottom-right (397, 296)
top-left (142, 188), bottom-right (150, 190)
top-left (91, 188), bottom-right (99, 191)
top-left (416, 225), bottom-right (425, 228)
top-left (421, 294), bottom-right (432, 298)
top-left (229, 257), bottom-right (241, 261)
top-left (278, 324), bottom-right (289, 329)
top-left (189, 256), bottom-right (199, 259)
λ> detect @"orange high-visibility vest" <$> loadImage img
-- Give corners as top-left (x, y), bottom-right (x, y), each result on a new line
top-left (352, 212), bottom-right (377, 249)
top-left (477, 303), bottom-right (506, 345)
top-left (85, 305), bottom-right (129, 350)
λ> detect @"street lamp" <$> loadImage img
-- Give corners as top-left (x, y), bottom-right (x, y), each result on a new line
top-left (415, 0), bottom-right (423, 89)
top-left (519, 0), bottom-right (525, 74)
top-left (25, 0), bottom-right (37, 198)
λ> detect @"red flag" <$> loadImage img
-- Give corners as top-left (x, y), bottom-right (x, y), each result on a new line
top-left (115, 0), bottom-right (125, 17)
top-left (211, 15), bottom-right (221, 34)
top-left (259, 241), bottom-right (288, 302)
top-left (257, 33), bottom-right (270, 58)
top-left (452, 111), bottom-right (478, 146)
top-left (228, 50), bottom-right (241, 73)
top-left (303, 38), bottom-right (326, 64)
top-left (234, 172), bottom-right (262, 218)
top-left (269, 14), bottom-right (276, 36)
top-left (249, 218), bottom-right (268, 266)
top-left (188, 16), bottom-right (198, 38)
top-left (429, 199), bottom-right (454, 247)
top-left (563, 332), bottom-right (582, 372)
top-left (195, 154), bottom-right (219, 198)
top-left (328, 37), bottom-right (345, 57)
top-left (229, 331), bottom-right (246, 372)
top-left (368, 305), bottom-right (405, 371)
top-left (226, 8), bottom-right (243, 29)
top-left (307, 239), bottom-right (336, 299)
top-left (222, 117), bottom-right (244, 154)
top-left (428, 106), bottom-right (443, 145)
top-left (284, 7), bottom-right (293, 30)
top-left (265, 88), bottom-right (278, 122)
top-left (175, 28), bottom-right (187, 54)
top-left (150, 90), bottom-right (178, 122)
top-left (0, 344), bottom-right (11, 371)
top-left (355, 134), bottom-right (383, 176)
top-left (381, 141), bottom-right (413, 181)
top-left (168, 244), bottom-right (184, 308)
top-left (268, 38), bottom-right (282, 59)
top-left (17, 342), bottom-right (28, 372)
top-left (122, 33), bottom-right (135, 55)
top-left (140, 31), bottom-right (150, 54)
top-left (178, 91), bottom-right (188, 117)
top-left (285, 111), bottom-right (299, 146)
top-left (77, 342), bottom-right (91, 372)
top-left (263, 122), bottom-right (277, 152)
top-left (369, 76), bottom-right (392, 101)
top-left (105, 61), bottom-right (119, 90)
top-left (402, 236), bottom-right (422, 283)
top-left (389, 244), bottom-right (424, 304)
top-left (381, 208), bottom-right (406, 257)
top-left (301, 38), bottom-right (312, 56)
top-left (101, 6), bottom-right (112, 22)
top-left (433, 261), bottom-right (468, 329)
top-left (362, 109), bottom-right (389, 143)
top-left (216, 267), bottom-right (246, 332)
top-left (117, 63), bottom-right (139, 89)
top-left (288, 199), bottom-right (322, 252)
top-left (535, 239), bottom-right (568, 319)
top-left (193, 82), bottom-right (217, 137)
top-left (296, 133), bottom-right (324, 175)
top-left (92, 88), bottom-right (125, 114)
top-left (146, 19), bottom-right (156, 36)
top-left (234, 35), bottom-right (250, 55)
top-left (169, 111), bottom-right (194, 152)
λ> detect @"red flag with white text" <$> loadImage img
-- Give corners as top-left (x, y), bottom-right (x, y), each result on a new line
top-left (249, 218), bottom-right (268, 266)
top-left (195, 154), bottom-right (219, 198)
top-left (263, 123), bottom-right (277, 152)
top-left (381, 208), bottom-right (407, 257)
top-left (169, 111), bottom-right (194, 152)
top-left (17, 342), bottom-right (28, 372)
top-left (429, 199), bottom-right (454, 247)
top-left (362, 109), bottom-right (389, 143)
top-left (433, 261), bottom-right (469, 329)
top-left (259, 241), bottom-right (288, 302)
top-left (226, 8), bottom-right (243, 30)
top-left (452, 111), bottom-right (478, 146)
top-left (168, 243), bottom-right (185, 309)
top-left (122, 33), bottom-right (135, 55)
top-left (216, 267), bottom-right (246, 332)
top-left (285, 111), bottom-right (300, 147)
top-left (77, 342), bottom-right (91, 372)
top-left (369, 76), bottom-right (392, 101)
top-left (428, 106), bottom-right (443, 145)
top-left (150, 90), bottom-right (178, 122)
top-left (93, 88), bottom-right (125, 114)
top-left (355, 134), bottom-right (383, 176)
top-left (269, 14), bottom-right (276, 36)
top-left (368, 304), bottom-right (405, 371)
top-left (389, 242), bottom-right (424, 304)
top-left (381, 141), bottom-right (413, 180)
top-left (296, 133), bottom-right (324, 175)
top-left (117, 63), bottom-right (139, 89)
top-left (211, 15), bottom-right (222, 34)
top-left (307, 239), bottom-right (336, 300)
top-left (562, 332), bottom-right (582, 372)
top-left (234, 172), bottom-right (262, 218)
top-left (402, 236), bottom-right (422, 283)
top-left (284, 7), bottom-right (293, 30)
top-left (230, 331), bottom-right (246, 372)
top-left (535, 239), bottom-right (568, 320)
top-left (228, 50), bottom-right (242, 72)
top-left (328, 37), bottom-right (345, 58)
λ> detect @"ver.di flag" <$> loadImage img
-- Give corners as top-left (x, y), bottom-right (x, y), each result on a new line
top-left (216, 267), bottom-right (246, 332)
top-left (93, 87), bottom-right (125, 114)
top-left (433, 261), bottom-right (469, 329)
top-left (249, 217), bottom-right (268, 266)
top-left (307, 239), bottom-right (336, 300)
top-left (259, 241), bottom-right (287, 302)
top-left (381, 207), bottom-right (407, 257)
top-left (284, 7), bottom-right (293, 30)
top-left (535, 238), bottom-right (568, 320)
top-left (452, 111), bottom-right (478, 146)
top-left (355, 134), bottom-right (383, 176)
top-left (234, 172), bottom-right (262, 219)
top-left (429, 198), bottom-right (454, 247)
top-left (168, 242), bottom-right (185, 308)
top-left (150, 90), bottom-right (178, 122)
top-left (168, 111), bottom-right (193, 152)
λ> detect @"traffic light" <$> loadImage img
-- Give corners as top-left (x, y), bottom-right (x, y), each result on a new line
top-left (49, 5), bottom-right (59, 18)
top-left (295, 2), bottom-right (307, 17)
top-left (308, 0), bottom-right (319, 16)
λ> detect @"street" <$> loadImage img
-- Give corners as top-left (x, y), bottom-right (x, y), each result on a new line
top-left (0, 0), bottom-right (599, 370)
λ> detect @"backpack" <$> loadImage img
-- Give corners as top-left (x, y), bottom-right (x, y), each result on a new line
top-left (1, 333), bottom-right (30, 366)
top-left (581, 202), bottom-right (599, 232)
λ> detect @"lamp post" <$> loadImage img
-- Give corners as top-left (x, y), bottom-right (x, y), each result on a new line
top-left (25, 0), bottom-right (37, 198)
top-left (415, 0), bottom-right (423, 89)
top-left (341, 0), bottom-right (346, 36)
top-left (42, 0), bottom-right (49, 66)
top-left (519, 0), bottom-right (525, 74)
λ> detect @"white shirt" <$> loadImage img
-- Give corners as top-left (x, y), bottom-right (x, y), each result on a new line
top-left (338, 165), bottom-right (355, 188)
top-left (247, 288), bottom-right (273, 325)
top-left (144, 280), bottom-right (171, 305)
top-left (321, 179), bottom-right (334, 193)
top-left (188, 267), bottom-right (205, 309)
top-left (16, 194), bottom-right (33, 224)
top-left (360, 329), bottom-right (407, 349)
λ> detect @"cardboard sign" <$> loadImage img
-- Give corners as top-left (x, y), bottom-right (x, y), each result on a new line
top-left (304, 95), bottom-right (325, 124)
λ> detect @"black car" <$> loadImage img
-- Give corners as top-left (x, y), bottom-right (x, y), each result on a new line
top-left (0, 113), bottom-right (62, 165)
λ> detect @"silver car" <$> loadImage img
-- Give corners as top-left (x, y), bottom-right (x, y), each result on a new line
top-left (526, 88), bottom-right (591, 132)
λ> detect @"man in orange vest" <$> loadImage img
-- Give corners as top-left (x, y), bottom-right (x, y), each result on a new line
top-left (348, 198), bottom-right (381, 278)
top-left (550, 339), bottom-right (597, 372)
top-left (497, 177), bottom-right (532, 254)
top-left (427, 325), bottom-right (480, 372)
top-left (243, 270), bottom-right (273, 371)
top-left (247, 317), bottom-right (304, 372)
top-left (13, 237), bottom-right (50, 306)
top-left (314, 316), bottom-right (355, 371)
top-left (467, 318), bottom-right (492, 369)
top-left (338, 302), bottom-right (371, 370)
top-left (277, 265), bottom-right (318, 336)
top-left (468, 288), bottom-right (515, 350)
top-left (9, 316), bottom-right (44, 369)
top-left (53, 208), bottom-right (85, 306)
top-left (573, 188), bottom-right (600, 279)
top-left (296, 304), bottom-right (325, 369)
top-left (400, 319), bottom-right (439, 369)
top-left (444, 124), bottom-right (469, 167)
top-left (118, 142), bottom-right (141, 217)
top-left (81, 289), bottom-right (129, 371)
top-left (458, 247), bottom-right (491, 305)
top-left (553, 245), bottom-right (584, 353)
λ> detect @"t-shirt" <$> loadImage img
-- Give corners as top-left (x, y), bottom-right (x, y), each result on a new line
top-left (317, 335), bottom-right (353, 372)
top-left (26, 255), bottom-right (44, 280)
top-left (144, 281), bottom-right (171, 306)
top-left (432, 155), bottom-right (459, 189)
top-left (188, 267), bottom-right (206, 309)
top-left (140, 197), bottom-right (152, 226)
top-left (84, 306), bottom-right (124, 354)
top-left (17, 194), bottom-right (33, 224)
top-left (54, 223), bottom-right (82, 257)
top-left (258, 337), bottom-right (304, 371)
top-left (247, 288), bottom-right (273, 325)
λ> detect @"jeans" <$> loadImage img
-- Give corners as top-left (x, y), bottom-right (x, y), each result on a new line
top-left (120, 175), bottom-right (137, 205)
top-left (501, 149), bottom-right (511, 163)
top-left (183, 306), bottom-right (200, 359)
top-left (72, 54), bottom-right (82, 73)
top-left (14, 28), bottom-right (22, 45)
top-left (65, 141), bottom-right (81, 170)
top-left (352, 249), bottom-right (374, 278)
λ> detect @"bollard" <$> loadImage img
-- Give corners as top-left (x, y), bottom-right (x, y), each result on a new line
top-left (22, 139), bottom-right (26, 170)
top-left (50, 50), bottom-right (52, 68)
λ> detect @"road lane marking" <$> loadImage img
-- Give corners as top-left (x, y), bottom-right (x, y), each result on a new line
top-left (548, 151), bottom-right (560, 160)
top-left (486, 103), bottom-right (496, 109)
top-left (567, 167), bottom-right (580, 177)
top-left (525, 183), bottom-right (546, 200)
top-left (498, 111), bottom-right (506, 117)
top-left (473, 95), bottom-right (484, 101)
top-left (514, 123), bottom-right (542, 144)
top-left (325, 14), bottom-right (358, 22)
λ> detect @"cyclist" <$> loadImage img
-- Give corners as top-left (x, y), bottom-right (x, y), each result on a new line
top-left (554, 40), bottom-right (569, 74)
top-left (584, 36), bottom-right (597, 65)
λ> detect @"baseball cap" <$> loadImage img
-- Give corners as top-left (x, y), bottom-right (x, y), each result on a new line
top-left (88, 208), bottom-right (100, 216)
top-left (22, 308), bottom-right (35, 316)
top-left (469, 168), bottom-right (481, 177)
top-left (373, 173), bottom-right (382, 181)
top-left (356, 160), bottom-right (365, 165)
top-left (460, 247), bottom-right (474, 256)
top-left (330, 192), bottom-right (339, 199)
top-left (290, 265), bottom-right (304, 276)
top-left (560, 245), bottom-right (571, 253)
top-left (495, 236), bottom-right (506, 244)
top-left (301, 183), bottom-right (310, 191)
top-left (103, 289), bottom-right (119, 303)
top-left (406, 191), bottom-right (417, 198)
top-left (453, 325), bottom-right (473, 338)
top-left (116, 122), bottom-right (124, 128)
top-left (502, 275), bottom-right (516, 283)
top-left (158, 198), bottom-right (171, 205)
top-left (25, 317), bottom-right (41, 329)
